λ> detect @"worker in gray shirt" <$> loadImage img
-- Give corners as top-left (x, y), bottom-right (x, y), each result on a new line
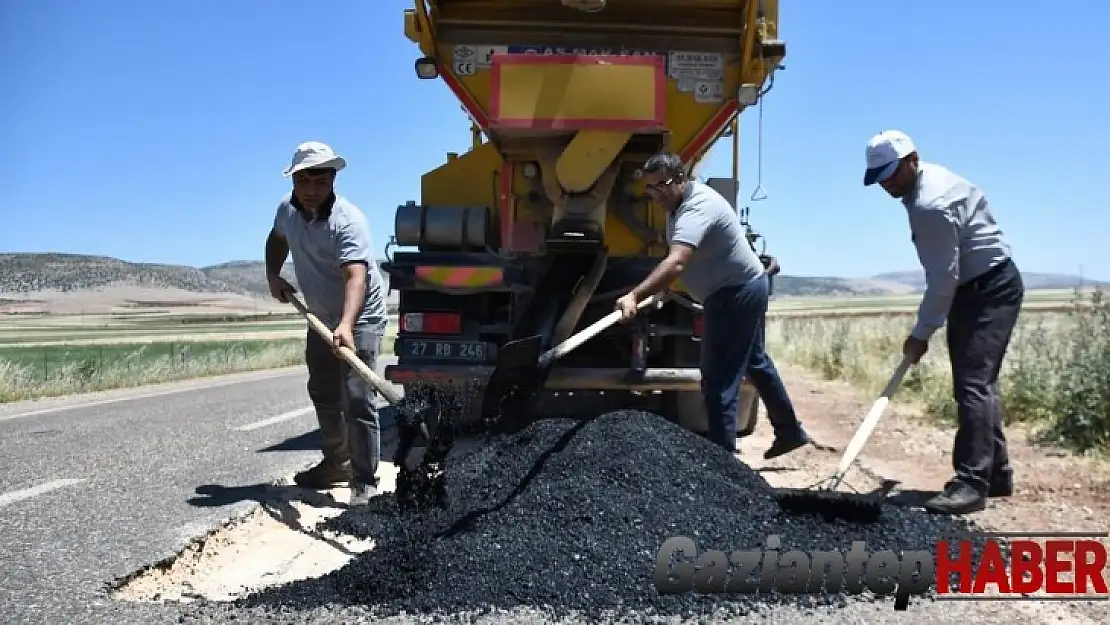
top-left (864, 130), bottom-right (1024, 515)
top-left (265, 141), bottom-right (390, 506)
top-left (616, 151), bottom-right (811, 458)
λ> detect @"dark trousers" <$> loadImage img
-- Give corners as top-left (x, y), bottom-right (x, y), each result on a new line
top-left (305, 325), bottom-right (383, 487)
top-left (701, 274), bottom-right (805, 452)
top-left (947, 259), bottom-right (1024, 492)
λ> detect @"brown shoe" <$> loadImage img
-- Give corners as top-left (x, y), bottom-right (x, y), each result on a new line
top-left (293, 460), bottom-right (352, 489)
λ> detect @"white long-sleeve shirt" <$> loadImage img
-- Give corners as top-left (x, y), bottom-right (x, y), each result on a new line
top-left (901, 162), bottom-right (1012, 341)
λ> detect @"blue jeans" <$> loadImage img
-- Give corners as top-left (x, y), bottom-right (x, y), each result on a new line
top-left (700, 274), bottom-right (805, 452)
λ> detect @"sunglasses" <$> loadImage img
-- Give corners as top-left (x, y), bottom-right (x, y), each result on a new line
top-left (645, 177), bottom-right (678, 193)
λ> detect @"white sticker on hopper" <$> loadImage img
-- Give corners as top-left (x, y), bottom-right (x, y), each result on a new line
top-left (668, 51), bottom-right (724, 80)
top-left (694, 80), bottom-right (724, 103)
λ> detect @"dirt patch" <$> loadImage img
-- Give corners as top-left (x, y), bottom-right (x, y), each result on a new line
top-left (0, 286), bottom-right (290, 316)
top-left (110, 461), bottom-right (400, 604)
top-left (740, 364), bottom-right (1110, 623)
top-left (13, 330), bottom-right (305, 347)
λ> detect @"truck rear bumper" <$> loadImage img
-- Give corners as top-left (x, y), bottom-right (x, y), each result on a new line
top-left (385, 364), bottom-right (704, 392)
top-left (384, 364), bottom-right (754, 393)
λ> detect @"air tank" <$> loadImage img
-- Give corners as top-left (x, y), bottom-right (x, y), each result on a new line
top-left (394, 201), bottom-right (490, 250)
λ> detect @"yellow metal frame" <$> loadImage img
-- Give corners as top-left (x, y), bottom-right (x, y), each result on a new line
top-left (403, 0), bottom-right (784, 258)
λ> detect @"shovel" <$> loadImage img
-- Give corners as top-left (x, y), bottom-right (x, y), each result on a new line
top-left (284, 291), bottom-right (440, 473)
top-left (482, 293), bottom-right (663, 430)
top-left (772, 353), bottom-right (914, 523)
top-left (283, 291), bottom-right (404, 405)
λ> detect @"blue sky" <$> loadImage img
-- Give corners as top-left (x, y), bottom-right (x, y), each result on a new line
top-left (2, 1), bottom-right (1107, 279)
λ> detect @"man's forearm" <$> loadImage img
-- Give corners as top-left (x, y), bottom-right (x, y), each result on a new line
top-left (339, 268), bottom-right (367, 327)
top-left (632, 256), bottom-right (684, 301)
top-left (911, 279), bottom-right (957, 341)
top-left (265, 231), bottom-right (289, 277)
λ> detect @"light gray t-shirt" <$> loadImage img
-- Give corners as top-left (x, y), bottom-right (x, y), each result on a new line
top-left (666, 181), bottom-right (765, 303)
top-left (901, 161), bottom-right (1012, 341)
top-left (273, 193), bottom-right (388, 332)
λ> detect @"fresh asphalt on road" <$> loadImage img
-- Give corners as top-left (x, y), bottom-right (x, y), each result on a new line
top-left (0, 358), bottom-right (402, 625)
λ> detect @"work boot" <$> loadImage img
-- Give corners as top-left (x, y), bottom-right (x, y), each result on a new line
top-left (349, 482), bottom-right (378, 507)
top-left (988, 471), bottom-right (1014, 498)
top-left (923, 479), bottom-right (986, 515)
top-left (764, 427), bottom-right (811, 460)
top-left (293, 459), bottom-right (352, 490)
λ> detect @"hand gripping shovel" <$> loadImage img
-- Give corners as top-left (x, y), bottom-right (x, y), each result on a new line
top-left (284, 291), bottom-right (403, 405)
top-left (772, 353), bottom-right (913, 523)
top-left (285, 292), bottom-right (448, 508)
top-left (482, 294), bottom-right (663, 432)
top-left (285, 292), bottom-right (433, 466)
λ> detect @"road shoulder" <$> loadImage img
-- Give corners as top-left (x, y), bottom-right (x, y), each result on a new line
top-left (741, 364), bottom-right (1110, 623)
top-left (0, 366), bottom-right (307, 421)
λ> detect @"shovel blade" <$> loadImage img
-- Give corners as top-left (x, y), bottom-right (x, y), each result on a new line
top-left (772, 487), bottom-right (885, 524)
top-left (496, 335), bottom-right (544, 370)
top-left (481, 335), bottom-right (544, 431)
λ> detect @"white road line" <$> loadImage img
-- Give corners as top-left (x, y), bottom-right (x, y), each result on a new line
top-left (0, 478), bottom-right (86, 508)
top-left (233, 407), bottom-right (314, 432)
top-left (0, 369), bottom-right (304, 423)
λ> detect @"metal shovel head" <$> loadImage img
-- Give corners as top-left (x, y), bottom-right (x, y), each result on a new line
top-left (481, 335), bottom-right (544, 431)
top-left (772, 486), bottom-right (884, 524)
top-left (496, 335), bottom-right (545, 371)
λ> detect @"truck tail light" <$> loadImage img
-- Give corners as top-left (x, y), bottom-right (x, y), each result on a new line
top-left (401, 312), bottom-right (462, 334)
top-left (693, 315), bottom-right (703, 337)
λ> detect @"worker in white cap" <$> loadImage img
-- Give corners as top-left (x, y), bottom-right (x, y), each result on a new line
top-left (265, 141), bottom-right (390, 506)
top-left (864, 130), bottom-right (1025, 515)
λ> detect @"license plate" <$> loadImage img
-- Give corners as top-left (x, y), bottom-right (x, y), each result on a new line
top-left (404, 339), bottom-right (487, 362)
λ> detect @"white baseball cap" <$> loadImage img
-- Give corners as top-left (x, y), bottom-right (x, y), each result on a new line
top-left (282, 141), bottom-right (347, 177)
top-left (863, 130), bottom-right (916, 186)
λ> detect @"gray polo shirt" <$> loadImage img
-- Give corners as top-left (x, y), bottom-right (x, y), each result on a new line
top-left (666, 181), bottom-right (765, 303)
top-left (273, 193), bottom-right (388, 332)
top-left (902, 161), bottom-right (1012, 341)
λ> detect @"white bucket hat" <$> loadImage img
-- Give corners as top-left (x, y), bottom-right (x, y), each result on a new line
top-left (283, 141), bottom-right (347, 177)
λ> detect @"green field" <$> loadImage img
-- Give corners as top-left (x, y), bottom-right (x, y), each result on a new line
top-left (765, 287), bottom-right (1109, 454)
top-left (3, 287), bottom-right (1106, 455)
top-left (0, 322), bottom-right (308, 345)
top-left (767, 288), bottom-right (1089, 317)
top-left (0, 314), bottom-right (400, 402)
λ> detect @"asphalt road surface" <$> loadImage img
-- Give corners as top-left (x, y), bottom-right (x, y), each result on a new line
top-left (5, 361), bottom-right (1103, 625)
top-left (0, 359), bottom-right (402, 625)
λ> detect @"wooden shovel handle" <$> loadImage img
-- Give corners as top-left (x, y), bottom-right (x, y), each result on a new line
top-left (284, 291), bottom-right (403, 405)
top-left (538, 293), bottom-right (661, 368)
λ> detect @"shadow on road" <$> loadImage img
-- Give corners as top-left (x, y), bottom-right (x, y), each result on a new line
top-left (186, 482), bottom-right (356, 556)
top-left (257, 429), bottom-right (323, 452)
top-left (254, 407), bottom-right (398, 453)
top-left (255, 406), bottom-right (397, 453)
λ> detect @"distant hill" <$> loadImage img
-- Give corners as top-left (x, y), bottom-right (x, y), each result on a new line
top-left (201, 260), bottom-right (298, 295)
top-left (0, 253), bottom-right (299, 296)
top-left (870, 270), bottom-right (1108, 293)
top-left (771, 275), bottom-right (919, 296)
top-left (0, 253), bottom-right (1102, 299)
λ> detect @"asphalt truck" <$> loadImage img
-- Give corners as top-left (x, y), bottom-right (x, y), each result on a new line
top-left (381, 0), bottom-right (786, 439)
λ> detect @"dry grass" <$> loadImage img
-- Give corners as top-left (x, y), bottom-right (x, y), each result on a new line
top-left (0, 319), bottom-right (401, 402)
top-left (0, 340), bottom-right (306, 402)
top-left (766, 288), bottom-right (1110, 454)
